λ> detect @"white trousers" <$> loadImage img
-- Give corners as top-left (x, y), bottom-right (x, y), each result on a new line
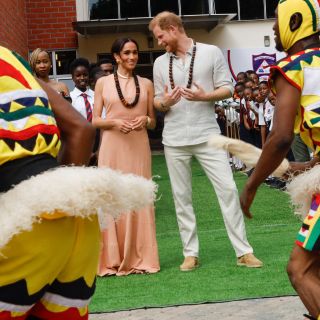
top-left (164, 142), bottom-right (253, 258)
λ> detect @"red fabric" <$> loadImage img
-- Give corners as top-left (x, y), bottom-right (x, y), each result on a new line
top-left (0, 304), bottom-right (88, 320)
top-left (30, 302), bottom-right (88, 320)
top-left (315, 194), bottom-right (320, 205)
top-left (0, 124), bottom-right (60, 140)
top-left (0, 311), bottom-right (27, 320)
top-left (269, 65), bottom-right (302, 92)
top-left (0, 58), bottom-right (31, 89)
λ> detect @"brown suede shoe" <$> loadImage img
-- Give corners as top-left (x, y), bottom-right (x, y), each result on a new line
top-left (180, 256), bottom-right (199, 271)
top-left (237, 253), bottom-right (263, 268)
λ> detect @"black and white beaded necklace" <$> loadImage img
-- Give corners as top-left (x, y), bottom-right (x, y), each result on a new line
top-left (169, 40), bottom-right (196, 90)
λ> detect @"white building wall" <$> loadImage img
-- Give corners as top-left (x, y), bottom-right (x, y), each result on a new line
top-left (76, 19), bottom-right (281, 80)
top-left (206, 20), bottom-right (275, 49)
top-left (77, 20), bottom-right (276, 56)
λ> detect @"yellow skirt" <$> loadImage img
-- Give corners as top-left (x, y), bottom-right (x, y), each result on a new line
top-left (0, 215), bottom-right (100, 319)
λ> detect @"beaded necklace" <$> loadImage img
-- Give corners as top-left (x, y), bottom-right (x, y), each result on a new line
top-left (114, 71), bottom-right (140, 108)
top-left (169, 40), bottom-right (196, 90)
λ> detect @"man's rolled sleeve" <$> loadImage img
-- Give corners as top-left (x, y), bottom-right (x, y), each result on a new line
top-left (212, 47), bottom-right (234, 96)
top-left (153, 58), bottom-right (165, 101)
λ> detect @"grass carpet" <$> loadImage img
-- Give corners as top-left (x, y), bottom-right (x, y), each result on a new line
top-left (90, 155), bottom-right (301, 313)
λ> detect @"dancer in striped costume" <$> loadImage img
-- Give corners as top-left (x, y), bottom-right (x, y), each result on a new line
top-left (0, 45), bottom-right (99, 320)
top-left (240, 0), bottom-right (320, 319)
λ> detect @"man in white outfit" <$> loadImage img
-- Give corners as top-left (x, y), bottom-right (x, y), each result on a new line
top-left (149, 11), bottom-right (263, 271)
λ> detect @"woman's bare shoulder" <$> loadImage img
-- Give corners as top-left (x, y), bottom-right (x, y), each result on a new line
top-left (97, 74), bottom-right (114, 86)
top-left (138, 75), bottom-right (153, 87)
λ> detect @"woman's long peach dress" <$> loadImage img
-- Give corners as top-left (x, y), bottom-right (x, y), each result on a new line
top-left (97, 74), bottom-right (160, 276)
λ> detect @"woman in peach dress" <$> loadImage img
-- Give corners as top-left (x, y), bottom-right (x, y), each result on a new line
top-left (93, 38), bottom-right (160, 276)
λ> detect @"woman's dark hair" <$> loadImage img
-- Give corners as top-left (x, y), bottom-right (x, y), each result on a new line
top-left (111, 38), bottom-right (139, 61)
top-left (70, 57), bottom-right (90, 75)
top-left (89, 66), bottom-right (105, 81)
top-left (97, 58), bottom-right (113, 66)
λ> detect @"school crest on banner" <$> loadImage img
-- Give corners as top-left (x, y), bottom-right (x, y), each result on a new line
top-left (252, 53), bottom-right (277, 76)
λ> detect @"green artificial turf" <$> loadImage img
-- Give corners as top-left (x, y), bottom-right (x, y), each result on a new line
top-left (90, 155), bottom-right (300, 313)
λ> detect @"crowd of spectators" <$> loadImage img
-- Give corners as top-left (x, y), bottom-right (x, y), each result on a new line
top-left (215, 69), bottom-right (301, 190)
top-left (29, 48), bottom-right (310, 192)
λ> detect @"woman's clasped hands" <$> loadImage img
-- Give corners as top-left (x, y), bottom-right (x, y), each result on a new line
top-left (115, 115), bottom-right (148, 134)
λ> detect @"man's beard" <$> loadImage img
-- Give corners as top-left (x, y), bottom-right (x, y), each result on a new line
top-left (275, 40), bottom-right (284, 52)
top-left (167, 41), bottom-right (177, 54)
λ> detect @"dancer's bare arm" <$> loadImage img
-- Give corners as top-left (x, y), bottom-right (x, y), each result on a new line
top-left (287, 156), bottom-right (320, 176)
top-left (240, 74), bottom-right (299, 218)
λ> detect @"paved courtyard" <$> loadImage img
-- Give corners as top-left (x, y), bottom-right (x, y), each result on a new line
top-left (90, 296), bottom-right (306, 320)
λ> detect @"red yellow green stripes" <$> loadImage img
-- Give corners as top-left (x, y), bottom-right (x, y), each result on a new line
top-left (269, 65), bottom-right (302, 91)
top-left (0, 58), bottom-right (31, 89)
top-left (0, 45), bottom-right (61, 165)
top-left (0, 124), bottom-right (60, 141)
top-left (269, 47), bottom-right (320, 156)
top-left (304, 0), bottom-right (318, 32)
top-left (0, 106), bottom-right (54, 121)
top-left (296, 194), bottom-right (320, 251)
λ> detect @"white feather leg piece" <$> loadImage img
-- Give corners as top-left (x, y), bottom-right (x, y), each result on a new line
top-left (0, 166), bottom-right (157, 249)
top-left (286, 165), bottom-right (320, 219)
top-left (208, 134), bottom-right (290, 177)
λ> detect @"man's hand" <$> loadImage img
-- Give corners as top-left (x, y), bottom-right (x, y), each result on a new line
top-left (161, 85), bottom-right (181, 111)
top-left (286, 161), bottom-right (309, 176)
top-left (284, 156), bottom-right (320, 178)
top-left (180, 82), bottom-right (208, 101)
top-left (240, 183), bottom-right (257, 219)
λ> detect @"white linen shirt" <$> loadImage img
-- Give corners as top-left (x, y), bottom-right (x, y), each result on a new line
top-left (153, 42), bottom-right (234, 147)
top-left (70, 87), bottom-right (94, 119)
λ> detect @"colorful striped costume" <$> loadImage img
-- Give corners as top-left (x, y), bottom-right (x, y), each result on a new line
top-left (0, 47), bottom-right (60, 166)
top-left (269, 1), bottom-right (320, 318)
top-left (270, 48), bottom-right (320, 252)
top-left (0, 46), bottom-right (100, 319)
